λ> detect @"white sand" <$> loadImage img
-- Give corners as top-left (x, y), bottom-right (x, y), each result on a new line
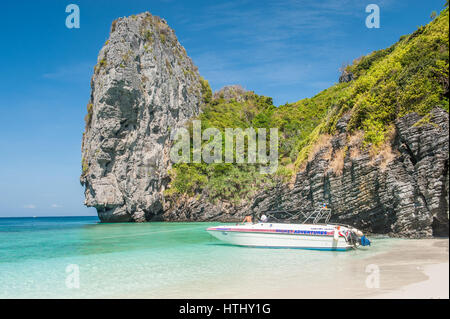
top-left (123, 238), bottom-right (449, 299)
top-left (206, 239), bottom-right (449, 299)
top-left (222, 239), bottom-right (449, 299)
top-left (362, 238), bottom-right (449, 299)
top-left (372, 262), bottom-right (449, 299)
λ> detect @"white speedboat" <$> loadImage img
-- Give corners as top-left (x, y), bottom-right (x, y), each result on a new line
top-left (206, 209), bottom-right (371, 251)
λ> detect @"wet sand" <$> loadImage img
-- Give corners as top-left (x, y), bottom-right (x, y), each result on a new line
top-left (368, 239), bottom-right (449, 299)
top-left (153, 238), bottom-right (449, 299)
top-left (222, 239), bottom-right (449, 299)
top-left (118, 238), bottom-right (448, 299)
top-left (274, 238), bottom-right (449, 299)
top-left (372, 262), bottom-right (448, 298)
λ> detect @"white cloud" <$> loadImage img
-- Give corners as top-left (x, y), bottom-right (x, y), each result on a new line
top-left (176, 0), bottom-right (367, 104)
top-left (51, 204), bottom-right (63, 208)
top-left (23, 204), bottom-right (36, 209)
top-left (42, 62), bottom-right (93, 82)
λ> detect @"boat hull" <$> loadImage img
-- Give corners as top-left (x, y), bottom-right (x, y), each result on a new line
top-left (207, 224), bottom-right (354, 251)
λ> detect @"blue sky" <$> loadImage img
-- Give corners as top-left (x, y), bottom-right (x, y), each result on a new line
top-left (0, 0), bottom-right (446, 217)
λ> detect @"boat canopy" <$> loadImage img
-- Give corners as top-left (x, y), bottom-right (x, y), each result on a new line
top-left (261, 208), bottom-right (332, 224)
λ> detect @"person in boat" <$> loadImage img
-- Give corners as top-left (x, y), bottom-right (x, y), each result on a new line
top-left (242, 215), bottom-right (253, 224)
top-left (260, 214), bottom-right (268, 223)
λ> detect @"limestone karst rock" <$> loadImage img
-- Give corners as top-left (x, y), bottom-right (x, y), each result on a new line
top-left (163, 108), bottom-right (449, 238)
top-left (81, 12), bottom-right (449, 238)
top-left (81, 13), bottom-right (203, 222)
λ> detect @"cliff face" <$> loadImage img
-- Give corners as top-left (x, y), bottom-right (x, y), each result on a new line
top-left (163, 108), bottom-right (449, 238)
top-left (160, 7), bottom-right (449, 238)
top-left (263, 107), bottom-right (449, 238)
top-left (81, 11), bottom-right (449, 237)
top-left (81, 13), bottom-right (202, 222)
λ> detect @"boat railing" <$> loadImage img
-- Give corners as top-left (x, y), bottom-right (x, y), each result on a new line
top-left (262, 208), bottom-right (332, 224)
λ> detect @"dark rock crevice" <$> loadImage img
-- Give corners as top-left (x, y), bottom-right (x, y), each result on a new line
top-left (433, 159), bottom-right (449, 236)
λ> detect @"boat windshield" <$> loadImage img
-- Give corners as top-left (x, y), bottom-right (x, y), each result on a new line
top-left (261, 208), bottom-right (332, 224)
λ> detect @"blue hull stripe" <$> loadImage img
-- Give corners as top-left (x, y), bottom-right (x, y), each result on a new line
top-left (232, 244), bottom-right (351, 251)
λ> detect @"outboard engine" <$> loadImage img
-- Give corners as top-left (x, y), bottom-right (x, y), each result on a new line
top-left (346, 231), bottom-right (359, 246)
top-left (359, 235), bottom-right (371, 246)
top-left (346, 228), bottom-right (371, 248)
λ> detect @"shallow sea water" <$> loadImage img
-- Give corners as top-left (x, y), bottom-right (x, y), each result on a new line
top-left (0, 216), bottom-right (400, 298)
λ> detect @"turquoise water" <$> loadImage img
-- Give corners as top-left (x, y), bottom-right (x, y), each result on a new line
top-left (0, 217), bottom-right (398, 298)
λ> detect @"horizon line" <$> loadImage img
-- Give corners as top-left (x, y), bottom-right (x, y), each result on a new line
top-left (0, 215), bottom-right (98, 218)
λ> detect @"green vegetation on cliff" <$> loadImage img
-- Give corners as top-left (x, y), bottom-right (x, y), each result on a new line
top-left (167, 6), bottom-right (449, 202)
top-left (294, 5), bottom-right (448, 167)
top-left (166, 85), bottom-right (277, 203)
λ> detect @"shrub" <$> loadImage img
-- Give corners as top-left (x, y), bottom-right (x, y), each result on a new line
top-left (81, 157), bottom-right (89, 175)
top-left (159, 33), bottom-right (166, 44)
top-left (84, 103), bottom-right (93, 131)
top-left (111, 19), bottom-right (118, 33)
top-left (144, 30), bottom-right (153, 43)
top-left (329, 147), bottom-right (347, 176)
top-left (99, 58), bottom-right (107, 68)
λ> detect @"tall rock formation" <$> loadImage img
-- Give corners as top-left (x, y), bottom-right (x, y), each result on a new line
top-left (81, 12), bottom-right (449, 238)
top-left (81, 13), bottom-right (203, 222)
top-left (163, 108), bottom-right (449, 238)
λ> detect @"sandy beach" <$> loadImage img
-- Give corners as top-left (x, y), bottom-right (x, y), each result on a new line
top-left (368, 239), bottom-right (449, 299)
top-left (134, 238), bottom-right (449, 299)
top-left (245, 238), bottom-right (449, 299)
top-left (372, 262), bottom-right (448, 299)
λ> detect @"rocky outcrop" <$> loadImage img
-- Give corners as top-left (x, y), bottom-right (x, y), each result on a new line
top-left (339, 70), bottom-right (354, 83)
top-left (164, 108), bottom-right (449, 238)
top-left (213, 85), bottom-right (248, 102)
top-left (81, 13), bottom-right (449, 238)
top-left (81, 12), bottom-right (203, 222)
